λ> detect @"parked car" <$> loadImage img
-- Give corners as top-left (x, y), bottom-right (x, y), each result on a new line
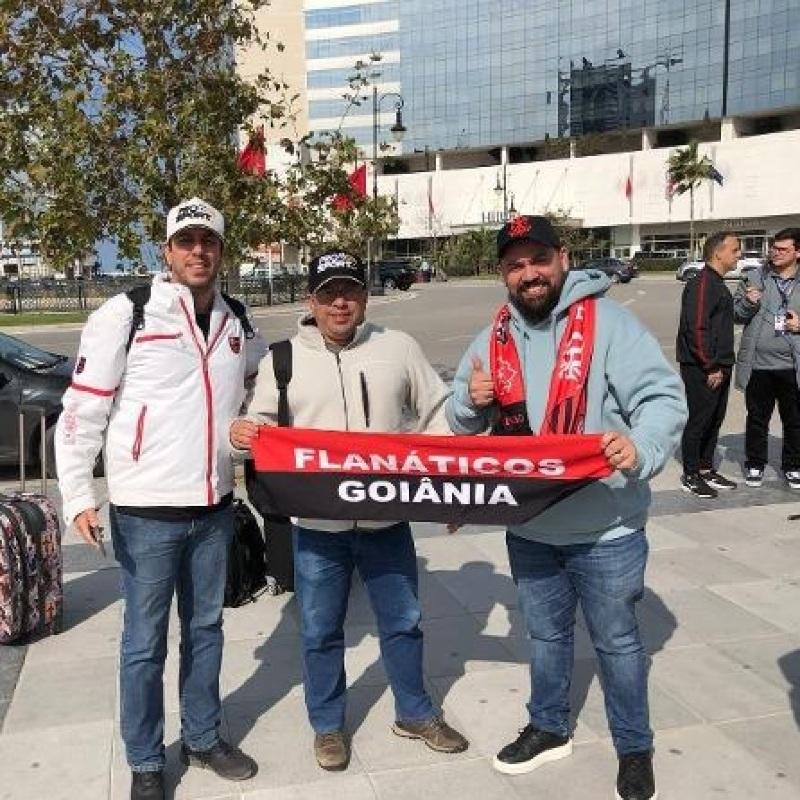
top-left (577, 257), bottom-right (634, 283)
top-left (0, 332), bottom-right (73, 476)
top-left (676, 255), bottom-right (764, 282)
top-left (377, 259), bottom-right (418, 291)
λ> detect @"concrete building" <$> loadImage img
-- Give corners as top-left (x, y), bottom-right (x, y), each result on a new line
top-left (242, 0), bottom-right (800, 259)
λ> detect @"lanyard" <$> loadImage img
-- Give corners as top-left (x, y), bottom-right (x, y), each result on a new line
top-left (772, 274), bottom-right (797, 310)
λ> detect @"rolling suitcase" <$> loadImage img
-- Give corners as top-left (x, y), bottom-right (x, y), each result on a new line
top-left (0, 408), bottom-right (64, 644)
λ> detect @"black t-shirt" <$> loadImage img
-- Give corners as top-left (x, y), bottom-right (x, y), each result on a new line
top-left (116, 307), bottom-right (226, 522)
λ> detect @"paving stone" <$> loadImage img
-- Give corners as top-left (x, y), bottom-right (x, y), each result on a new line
top-left (242, 775), bottom-right (377, 799)
top-left (710, 577), bottom-right (800, 634)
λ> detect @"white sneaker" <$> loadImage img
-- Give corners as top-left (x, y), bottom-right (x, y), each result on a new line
top-left (784, 470), bottom-right (800, 490)
top-left (744, 466), bottom-right (764, 487)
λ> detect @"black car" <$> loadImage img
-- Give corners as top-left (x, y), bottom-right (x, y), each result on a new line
top-left (0, 332), bottom-right (73, 476)
top-left (578, 257), bottom-right (634, 283)
top-left (377, 259), bottom-right (418, 291)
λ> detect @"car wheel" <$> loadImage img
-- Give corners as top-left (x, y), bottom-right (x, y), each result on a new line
top-left (610, 272), bottom-right (621, 284)
top-left (684, 269), bottom-right (700, 281)
top-left (383, 277), bottom-right (397, 291)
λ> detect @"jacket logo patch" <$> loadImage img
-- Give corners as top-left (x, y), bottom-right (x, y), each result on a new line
top-left (229, 335), bottom-right (241, 354)
top-left (75, 356), bottom-right (86, 374)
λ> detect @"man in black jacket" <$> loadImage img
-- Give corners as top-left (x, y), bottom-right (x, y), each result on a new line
top-left (676, 231), bottom-right (741, 497)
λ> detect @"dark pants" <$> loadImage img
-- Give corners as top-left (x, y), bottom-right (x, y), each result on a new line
top-left (745, 368), bottom-right (800, 470)
top-left (680, 364), bottom-right (731, 474)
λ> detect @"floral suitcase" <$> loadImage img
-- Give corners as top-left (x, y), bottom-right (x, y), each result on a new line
top-left (0, 410), bottom-right (63, 644)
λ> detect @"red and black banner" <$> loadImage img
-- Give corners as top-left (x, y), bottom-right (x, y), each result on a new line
top-left (251, 427), bottom-right (611, 525)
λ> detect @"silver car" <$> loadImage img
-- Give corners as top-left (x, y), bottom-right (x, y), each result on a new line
top-left (676, 254), bottom-right (764, 282)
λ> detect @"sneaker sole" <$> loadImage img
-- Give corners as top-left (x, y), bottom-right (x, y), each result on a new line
top-left (680, 484), bottom-right (717, 499)
top-left (180, 751), bottom-right (258, 781)
top-left (492, 738), bottom-right (573, 775)
top-left (704, 480), bottom-right (736, 491)
top-left (391, 723), bottom-right (469, 753)
top-left (744, 478), bottom-right (763, 487)
top-left (615, 789), bottom-right (658, 800)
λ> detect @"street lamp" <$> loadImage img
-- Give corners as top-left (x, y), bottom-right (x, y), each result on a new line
top-left (494, 163), bottom-right (510, 218)
top-left (372, 86), bottom-right (406, 199)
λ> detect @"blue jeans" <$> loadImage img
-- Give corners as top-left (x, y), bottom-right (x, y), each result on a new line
top-left (293, 522), bottom-right (435, 733)
top-left (506, 530), bottom-right (652, 755)
top-left (110, 505), bottom-right (233, 771)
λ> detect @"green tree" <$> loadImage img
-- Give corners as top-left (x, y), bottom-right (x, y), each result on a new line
top-left (0, 0), bottom-right (293, 271)
top-left (667, 141), bottom-right (714, 259)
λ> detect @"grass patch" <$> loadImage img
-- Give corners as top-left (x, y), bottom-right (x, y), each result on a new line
top-left (0, 312), bottom-right (90, 327)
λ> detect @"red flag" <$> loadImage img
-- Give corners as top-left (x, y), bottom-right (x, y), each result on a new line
top-left (332, 165), bottom-right (368, 212)
top-left (237, 126), bottom-right (266, 176)
top-left (350, 164), bottom-right (367, 197)
top-left (624, 176), bottom-right (632, 199)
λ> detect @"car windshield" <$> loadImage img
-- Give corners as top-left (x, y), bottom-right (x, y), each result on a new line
top-left (0, 333), bottom-right (64, 370)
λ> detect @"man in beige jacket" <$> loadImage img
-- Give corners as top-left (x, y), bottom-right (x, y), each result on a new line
top-left (230, 250), bottom-right (468, 771)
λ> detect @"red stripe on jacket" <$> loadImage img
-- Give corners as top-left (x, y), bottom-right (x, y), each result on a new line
top-left (693, 270), bottom-right (711, 370)
top-left (70, 382), bottom-right (116, 397)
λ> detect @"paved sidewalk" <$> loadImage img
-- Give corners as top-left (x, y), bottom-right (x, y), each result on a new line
top-left (1, 449), bottom-right (799, 800)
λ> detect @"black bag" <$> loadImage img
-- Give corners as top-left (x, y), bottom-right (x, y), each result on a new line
top-left (245, 339), bottom-right (295, 592)
top-left (224, 499), bottom-right (269, 608)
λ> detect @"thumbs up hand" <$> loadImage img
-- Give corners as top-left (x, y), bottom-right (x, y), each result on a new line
top-left (469, 354), bottom-right (495, 408)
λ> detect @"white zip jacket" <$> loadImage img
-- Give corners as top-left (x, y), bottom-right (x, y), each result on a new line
top-left (245, 315), bottom-right (451, 532)
top-left (56, 274), bottom-right (267, 524)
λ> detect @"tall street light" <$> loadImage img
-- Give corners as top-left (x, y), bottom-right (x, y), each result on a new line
top-left (372, 85), bottom-right (406, 199)
top-left (493, 164), bottom-right (516, 219)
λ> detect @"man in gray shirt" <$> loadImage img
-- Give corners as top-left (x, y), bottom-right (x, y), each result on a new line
top-left (734, 228), bottom-right (800, 488)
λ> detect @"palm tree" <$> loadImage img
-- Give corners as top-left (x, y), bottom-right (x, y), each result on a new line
top-left (667, 141), bottom-right (713, 259)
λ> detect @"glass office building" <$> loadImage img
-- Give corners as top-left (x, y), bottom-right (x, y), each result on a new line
top-left (306, 0), bottom-right (800, 152)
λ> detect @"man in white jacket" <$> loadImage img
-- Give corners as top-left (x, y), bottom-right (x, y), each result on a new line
top-left (56, 198), bottom-right (266, 800)
top-left (230, 250), bottom-right (468, 771)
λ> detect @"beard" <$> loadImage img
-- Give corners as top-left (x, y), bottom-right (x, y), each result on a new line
top-left (508, 275), bottom-right (564, 324)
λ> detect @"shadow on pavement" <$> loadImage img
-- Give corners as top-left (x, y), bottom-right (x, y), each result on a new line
top-left (778, 649), bottom-right (800, 730)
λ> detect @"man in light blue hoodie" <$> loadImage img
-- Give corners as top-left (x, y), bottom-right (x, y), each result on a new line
top-left (447, 215), bottom-right (686, 800)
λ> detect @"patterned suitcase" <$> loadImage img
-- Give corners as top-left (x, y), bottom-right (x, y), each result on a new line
top-left (0, 409), bottom-right (63, 644)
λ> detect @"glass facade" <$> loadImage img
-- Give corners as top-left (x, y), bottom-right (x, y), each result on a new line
top-left (306, 0), bottom-right (800, 152)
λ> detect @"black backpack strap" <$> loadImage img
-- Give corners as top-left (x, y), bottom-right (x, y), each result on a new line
top-left (125, 285), bottom-right (152, 354)
top-left (270, 340), bottom-right (292, 427)
top-left (221, 292), bottom-right (255, 339)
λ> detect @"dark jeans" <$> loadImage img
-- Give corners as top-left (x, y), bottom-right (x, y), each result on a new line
top-left (293, 522), bottom-right (435, 733)
top-left (110, 505), bottom-right (233, 771)
top-left (745, 368), bottom-right (800, 470)
top-left (680, 364), bottom-right (731, 474)
top-left (506, 530), bottom-right (652, 756)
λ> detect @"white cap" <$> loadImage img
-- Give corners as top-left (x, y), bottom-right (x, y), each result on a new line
top-left (166, 197), bottom-right (224, 242)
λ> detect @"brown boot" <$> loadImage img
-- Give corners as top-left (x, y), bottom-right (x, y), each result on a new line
top-left (392, 716), bottom-right (469, 753)
top-left (314, 731), bottom-right (349, 770)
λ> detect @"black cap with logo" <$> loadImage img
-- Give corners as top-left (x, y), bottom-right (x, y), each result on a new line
top-left (308, 250), bottom-right (367, 294)
top-left (497, 215), bottom-right (562, 259)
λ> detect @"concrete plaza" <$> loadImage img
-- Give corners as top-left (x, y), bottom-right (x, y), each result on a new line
top-left (1, 280), bottom-right (799, 799)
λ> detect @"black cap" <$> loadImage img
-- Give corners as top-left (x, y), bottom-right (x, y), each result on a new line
top-left (497, 215), bottom-right (561, 259)
top-left (308, 250), bottom-right (367, 294)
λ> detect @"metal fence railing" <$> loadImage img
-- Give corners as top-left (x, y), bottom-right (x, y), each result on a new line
top-left (0, 274), bottom-right (305, 314)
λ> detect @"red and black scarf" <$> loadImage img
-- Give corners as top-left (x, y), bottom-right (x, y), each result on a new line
top-left (489, 298), bottom-right (596, 436)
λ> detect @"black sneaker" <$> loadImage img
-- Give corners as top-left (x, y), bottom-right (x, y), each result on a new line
top-left (180, 738), bottom-right (258, 781)
top-left (492, 724), bottom-right (572, 775)
top-left (616, 751), bottom-right (657, 800)
top-left (680, 472), bottom-right (717, 499)
top-left (744, 465), bottom-right (764, 487)
top-left (130, 771), bottom-right (164, 800)
top-left (700, 470), bottom-right (737, 490)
